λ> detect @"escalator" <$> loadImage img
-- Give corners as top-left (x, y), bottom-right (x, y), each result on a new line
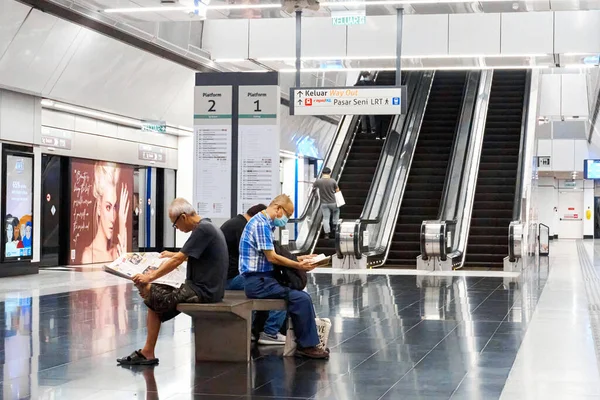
top-left (313, 71), bottom-right (398, 255)
top-left (465, 70), bottom-right (527, 268)
top-left (386, 71), bottom-right (468, 267)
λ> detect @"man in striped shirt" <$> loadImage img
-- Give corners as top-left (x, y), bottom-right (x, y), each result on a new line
top-left (239, 194), bottom-right (329, 359)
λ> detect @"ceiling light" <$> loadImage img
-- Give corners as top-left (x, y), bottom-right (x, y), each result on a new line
top-left (105, 5), bottom-right (188, 13)
top-left (564, 64), bottom-right (598, 69)
top-left (103, 0), bottom-right (551, 13)
top-left (241, 53), bottom-right (549, 63)
top-left (40, 99), bottom-right (193, 135)
top-left (278, 65), bottom-right (551, 73)
top-left (104, 3), bottom-right (280, 13)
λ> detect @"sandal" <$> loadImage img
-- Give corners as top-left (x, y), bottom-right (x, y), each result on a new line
top-left (117, 350), bottom-right (159, 366)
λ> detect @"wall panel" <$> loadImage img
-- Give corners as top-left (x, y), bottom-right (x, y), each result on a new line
top-left (501, 12), bottom-right (553, 55)
top-left (449, 13), bottom-right (501, 55)
top-left (249, 18), bottom-right (295, 59)
top-left (346, 16), bottom-right (395, 57)
top-left (555, 11), bottom-right (600, 54)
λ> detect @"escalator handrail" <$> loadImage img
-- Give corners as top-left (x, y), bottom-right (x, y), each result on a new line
top-left (449, 70), bottom-right (494, 265)
top-left (365, 71), bottom-right (435, 264)
top-left (438, 71), bottom-right (480, 220)
top-left (512, 71), bottom-right (533, 221)
top-left (359, 72), bottom-right (421, 222)
top-left (360, 72), bottom-right (431, 227)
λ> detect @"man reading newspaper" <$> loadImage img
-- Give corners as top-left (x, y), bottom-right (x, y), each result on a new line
top-left (117, 198), bottom-right (228, 366)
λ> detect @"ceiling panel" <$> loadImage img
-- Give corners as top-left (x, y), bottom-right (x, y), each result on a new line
top-left (48, 28), bottom-right (194, 125)
top-left (0, 10), bottom-right (82, 94)
top-left (0, 0), bottom-right (31, 56)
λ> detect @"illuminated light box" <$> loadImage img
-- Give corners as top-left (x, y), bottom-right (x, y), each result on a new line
top-left (584, 159), bottom-right (600, 179)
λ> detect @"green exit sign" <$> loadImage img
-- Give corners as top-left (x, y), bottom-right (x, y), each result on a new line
top-left (141, 120), bottom-right (166, 133)
top-left (332, 15), bottom-right (366, 26)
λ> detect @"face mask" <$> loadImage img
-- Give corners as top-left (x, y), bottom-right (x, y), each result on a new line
top-left (274, 215), bottom-right (288, 227)
top-left (274, 207), bottom-right (289, 227)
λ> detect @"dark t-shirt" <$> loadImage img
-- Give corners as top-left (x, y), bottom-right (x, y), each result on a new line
top-left (220, 214), bottom-right (248, 280)
top-left (180, 219), bottom-right (228, 303)
top-left (313, 178), bottom-right (339, 204)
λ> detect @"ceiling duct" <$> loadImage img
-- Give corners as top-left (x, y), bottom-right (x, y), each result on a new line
top-left (281, 0), bottom-right (320, 13)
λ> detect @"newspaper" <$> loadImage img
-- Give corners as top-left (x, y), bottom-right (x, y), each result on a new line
top-left (309, 254), bottom-right (330, 266)
top-left (104, 252), bottom-right (186, 288)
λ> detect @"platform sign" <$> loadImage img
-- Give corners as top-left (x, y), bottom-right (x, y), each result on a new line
top-left (193, 85), bottom-right (233, 219)
top-left (289, 86), bottom-right (407, 116)
top-left (237, 85), bottom-right (280, 214)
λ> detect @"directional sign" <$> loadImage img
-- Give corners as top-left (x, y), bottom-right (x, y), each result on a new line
top-left (290, 86), bottom-right (407, 116)
top-left (194, 86), bottom-right (233, 119)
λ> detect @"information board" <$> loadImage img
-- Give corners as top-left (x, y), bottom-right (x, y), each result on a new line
top-left (237, 85), bottom-right (280, 213)
top-left (290, 86), bottom-right (407, 116)
top-left (193, 86), bottom-right (233, 219)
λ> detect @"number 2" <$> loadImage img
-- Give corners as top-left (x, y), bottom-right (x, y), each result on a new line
top-left (208, 100), bottom-right (216, 112)
top-left (254, 100), bottom-right (262, 112)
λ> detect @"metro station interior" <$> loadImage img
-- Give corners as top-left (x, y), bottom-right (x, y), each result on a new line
top-left (1, 0), bottom-right (600, 398)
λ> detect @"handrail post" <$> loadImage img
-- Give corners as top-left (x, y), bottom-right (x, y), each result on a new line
top-left (396, 8), bottom-right (404, 87)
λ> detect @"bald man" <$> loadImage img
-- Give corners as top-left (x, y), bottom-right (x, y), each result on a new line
top-left (239, 194), bottom-right (329, 360)
top-left (117, 198), bottom-right (228, 366)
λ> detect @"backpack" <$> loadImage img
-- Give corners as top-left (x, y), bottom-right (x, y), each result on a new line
top-left (273, 242), bottom-right (308, 291)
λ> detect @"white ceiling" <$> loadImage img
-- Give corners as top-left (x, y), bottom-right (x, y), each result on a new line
top-left (62, 0), bottom-right (600, 23)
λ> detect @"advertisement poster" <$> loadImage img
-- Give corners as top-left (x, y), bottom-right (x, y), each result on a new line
top-left (4, 154), bottom-right (33, 260)
top-left (70, 159), bottom-right (133, 265)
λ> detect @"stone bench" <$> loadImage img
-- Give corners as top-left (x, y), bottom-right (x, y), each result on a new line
top-left (177, 291), bottom-right (286, 362)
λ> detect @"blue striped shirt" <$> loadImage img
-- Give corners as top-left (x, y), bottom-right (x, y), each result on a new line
top-left (239, 212), bottom-right (275, 274)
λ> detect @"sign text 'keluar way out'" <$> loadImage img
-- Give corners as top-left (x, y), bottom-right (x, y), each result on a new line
top-left (289, 86), bottom-right (407, 116)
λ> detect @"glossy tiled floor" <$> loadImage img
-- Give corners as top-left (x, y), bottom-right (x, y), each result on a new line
top-left (0, 243), bottom-right (584, 400)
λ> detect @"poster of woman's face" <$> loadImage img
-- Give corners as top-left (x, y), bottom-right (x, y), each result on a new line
top-left (69, 159), bottom-right (133, 265)
top-left (3, 154), bottom-right (33, 260)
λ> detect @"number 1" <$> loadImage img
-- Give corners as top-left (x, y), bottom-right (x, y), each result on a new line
top-left (254, 100), bottom-right (262, 112)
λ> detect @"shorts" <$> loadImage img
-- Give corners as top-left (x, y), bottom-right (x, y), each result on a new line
top-left (144, 283), bottom-right (202, 323)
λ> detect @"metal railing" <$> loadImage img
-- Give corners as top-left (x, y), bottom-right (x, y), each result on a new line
top-left (508, 71), bottom-right (534, 263)
top-left (419, 71), bottom-right (493, 269)
top-left (356, 72), bottom-right (435, 267)
top-left (539, 223), bottom-right (550, 256)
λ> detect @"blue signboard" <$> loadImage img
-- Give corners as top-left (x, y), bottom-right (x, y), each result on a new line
top-left (584, 159), bottom-right (600, 179)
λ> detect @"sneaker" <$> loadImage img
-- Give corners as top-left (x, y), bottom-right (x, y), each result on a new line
top-left (295, 346), bottom-right (330, 360)
top-left (258, 332), bottom-right (286, 345)
top-left (323, 233), bottom-right (330, 240)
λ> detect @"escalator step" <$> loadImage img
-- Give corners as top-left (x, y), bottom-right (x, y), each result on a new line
top-left (385, 71), bottom-right (468, 268)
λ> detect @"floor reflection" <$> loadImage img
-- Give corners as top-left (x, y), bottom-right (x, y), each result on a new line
top-left (0, 260), bottom-right (550, 400)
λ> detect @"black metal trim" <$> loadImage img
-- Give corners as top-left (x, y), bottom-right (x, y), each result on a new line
top-left (0, 262), bottom-right (38, 277)
top-left (195, 71), bottom-right (278, 86)
top-left (584, 235), bottom-right (594, 239)
top-left (420, 222), bottom-right (428, 261)
top-left (16, 0), bottom-right (219, 73)
top-left (1, 147), bottom-right (35, 263)
top-left (155, 168), bottom-right (165, 250)
top-left (439, 223), bottom-right (447, 262)
top-left (512, 70), bottom-right (532, 220)
top-left (335, 226), bottom-right (343, 259)
top-left (508, 224), bottom-right (516, 263)
top-left (354, 222), bottom-right (361, 259)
